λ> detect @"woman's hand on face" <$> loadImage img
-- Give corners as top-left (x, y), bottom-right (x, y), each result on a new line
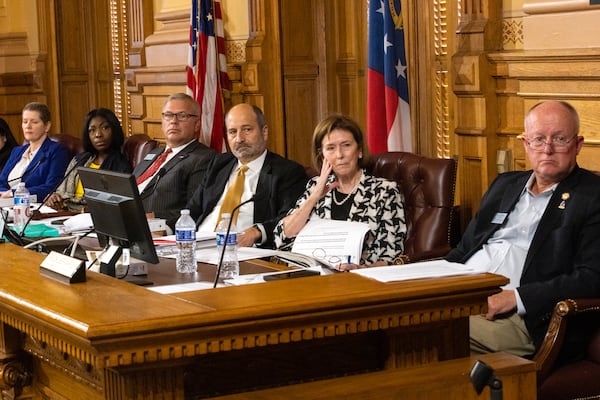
top-left (313, 158), bottom-right (338, 197)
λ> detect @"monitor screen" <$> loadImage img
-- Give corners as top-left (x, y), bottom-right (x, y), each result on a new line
top-left (78, 167), bottom-right (159, 270)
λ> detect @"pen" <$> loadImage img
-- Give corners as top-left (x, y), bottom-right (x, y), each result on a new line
top-left (347, 255), bottom-right (351, 268)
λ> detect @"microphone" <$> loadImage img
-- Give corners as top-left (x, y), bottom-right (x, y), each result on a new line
top-left (16, 159), bottom-right (83, 240)
top-left (140, 167), bottom-right (167, 200)
top-left (6, 156), bottom-right (47, 184)
top-left (213, 195), bottom-right (255, 288)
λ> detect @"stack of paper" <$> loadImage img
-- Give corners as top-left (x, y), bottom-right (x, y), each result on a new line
top-left (351, 259), bottom-right (479, 283)
top-left (290, 218), bottom-right (370, 268)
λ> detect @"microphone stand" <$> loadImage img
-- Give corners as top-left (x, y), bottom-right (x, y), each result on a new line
top-left (213, 196), bottom-right (255, 288)
top-left (6, 156), bottom-right (45, 184)
top-left (470, 360), bottom-right (503, 400)
top-left (18, 160), bottom-right (83, 240)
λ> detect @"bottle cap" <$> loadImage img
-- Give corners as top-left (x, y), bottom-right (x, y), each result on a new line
top-left (221, 213), bottom-right (231, 219)
top-left (181, 209), bottom-right (190, 215)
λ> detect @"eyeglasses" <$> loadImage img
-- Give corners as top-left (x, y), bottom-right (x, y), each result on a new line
top-left (312, 248), bottom-right (350, 266)
top-left (161, 112), bottom-right (198, 122)
top-left (521, 135), bottom-right (578, 152)
top-left (88, 124), bottom-right (111, 134)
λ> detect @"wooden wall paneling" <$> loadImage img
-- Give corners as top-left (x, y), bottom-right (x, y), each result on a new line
top-left (113, 0), bottom-right (153, 135)
top-left (55, 0), bottom-right (114, 136)
top-left (324, 0), bottom-right (367, 130)
top-left (452, 0), bottom-right (503, 223)
top-left (55, 0), bottom-right (92, 135)
top-left (36, 0), bottom-right (59, 134)
top-left (245, 0), bottom-right (286, 157)
top-left (489, 49), bottom-right (600, 173)
top-left (401, 0), bottom-right (458, 161)
top-left (280, 0), bottom-right (325, 167)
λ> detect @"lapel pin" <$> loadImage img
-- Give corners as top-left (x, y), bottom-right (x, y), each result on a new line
top-left (558, 192), bottom-right (570, 209)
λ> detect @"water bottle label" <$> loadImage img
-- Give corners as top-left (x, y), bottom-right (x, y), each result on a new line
top-left (176, 229), bottom-right (195, 241)
top-left (216, 232), bottom-right (226, 246)
top-left (227, 232), bottom-right (237, 245)
top-left (14, 197), bottom-right (30, 206)
top-left (216, 232), bottom-right (237, 246)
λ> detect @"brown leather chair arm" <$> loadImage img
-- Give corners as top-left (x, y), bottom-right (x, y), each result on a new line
top-left (534, 298), bottom-right (600, 383)
top-left (402, 246), bottom-right (452, 264)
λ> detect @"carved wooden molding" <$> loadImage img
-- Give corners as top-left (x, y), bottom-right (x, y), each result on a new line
top-left (98, 301), bottom-right (484, 368)
top-left (23, 335), bottom-right (102, 390)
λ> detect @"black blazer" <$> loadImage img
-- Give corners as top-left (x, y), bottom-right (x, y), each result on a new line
top-left (134, 141), bottom-right (215, 228)
top-left (186, 151), bottom-right (308, 248)
top-left (447, 166), bottom-right (600, 351)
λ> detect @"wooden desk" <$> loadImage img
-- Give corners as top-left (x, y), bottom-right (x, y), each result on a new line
top-left (0, 243), bottom-right (507, 399)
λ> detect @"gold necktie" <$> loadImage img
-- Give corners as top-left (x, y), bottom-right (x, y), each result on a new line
top-left (216, 165), bottom-right (249, 229)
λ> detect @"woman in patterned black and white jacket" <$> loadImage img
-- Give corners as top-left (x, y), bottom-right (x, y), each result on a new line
top-left (274, 114), bottom-right (406, 270)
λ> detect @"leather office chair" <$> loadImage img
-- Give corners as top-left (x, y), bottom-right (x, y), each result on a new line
top-left (367, 152), bottom-right (458, 263)
top-left (123, 133), bottom-right (158, 168)
top-left (49, 133), bottom-right (83, 159)
top-left (534, 298), bottom-right (600, 400)
top-left (303, 152), bottom-right (457, 263)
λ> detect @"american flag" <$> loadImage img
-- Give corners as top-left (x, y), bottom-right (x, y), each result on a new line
top-left (186, 0), bottom-right (230, 152)
top-left (366, 0), bottom-right (412, 153)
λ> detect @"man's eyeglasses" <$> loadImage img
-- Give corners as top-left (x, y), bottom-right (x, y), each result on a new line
top-left (520, 135), bottom-right (578, 152)
top-left (161, 112), bottom-right (198, 122)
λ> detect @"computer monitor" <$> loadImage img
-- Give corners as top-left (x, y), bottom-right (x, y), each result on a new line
top-left (78, 167), bottom-right (159, 276)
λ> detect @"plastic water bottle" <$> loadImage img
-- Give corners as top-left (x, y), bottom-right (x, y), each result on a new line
top-left (13, 182), bottom-right (30, 234)
top-left (215, 213), bottom-right (239, 279)
top-left (175, 209), bottom-right (197, 273)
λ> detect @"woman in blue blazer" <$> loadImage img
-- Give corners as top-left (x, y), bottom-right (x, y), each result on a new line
top-left (0, 102), bottom-right (69, 201)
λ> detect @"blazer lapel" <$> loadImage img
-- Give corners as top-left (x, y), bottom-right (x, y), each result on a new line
top-left (254, 153), bottom-right (272, 216)
top-left (134, 147), bottom-right (163, 178)
top-left (23, 139), bottom-right (48, 175)
top-left (161, 142), bottom-right (200, 174)
top-left (524, 169), bottom-right (581, 270)
top-left (498, 174), bottom-right (529, 214)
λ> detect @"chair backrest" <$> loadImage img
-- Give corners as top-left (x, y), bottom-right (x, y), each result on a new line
top-left (49, 133), bottom-right (83, 159)
top-left (367, 152), bottom-right (457, 261)
top-left (123, 134), bottom-right (159, 168)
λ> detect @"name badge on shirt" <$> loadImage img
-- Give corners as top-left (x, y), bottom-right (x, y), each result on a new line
top-left (144, 153), bottom-right (157, 161)
top-left (491, 212), bottom-right (508, 224)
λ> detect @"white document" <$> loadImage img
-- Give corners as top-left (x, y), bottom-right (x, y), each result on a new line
top-left (350, 259), bottom-right (480, 283)
top-left (148, 281), bottom-right (225, 293)
top-left (291, 218), bottom-right (370, 267)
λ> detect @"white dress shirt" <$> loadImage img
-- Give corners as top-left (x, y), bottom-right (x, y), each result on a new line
top-left (198, 150), bottom-right (267, 240)
top-left (465, 173), bottom-right (555, 314)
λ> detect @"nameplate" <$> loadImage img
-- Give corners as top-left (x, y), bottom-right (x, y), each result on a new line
top-left (40, 251), bottom-right (86, 284)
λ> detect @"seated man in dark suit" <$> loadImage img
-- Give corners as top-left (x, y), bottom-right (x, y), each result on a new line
top-left (187, 103), bottom-right (308, 248)
top-left (134, 93), bottom-right (215, 230)
top-left (446, 100), bottom-right (600, 361)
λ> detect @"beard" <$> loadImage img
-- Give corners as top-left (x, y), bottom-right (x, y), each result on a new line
top-left (233, 144), bottom-right (262, 160)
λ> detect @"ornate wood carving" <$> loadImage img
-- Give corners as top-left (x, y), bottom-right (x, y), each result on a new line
top-left (452, 0), bottom-right (502, 223)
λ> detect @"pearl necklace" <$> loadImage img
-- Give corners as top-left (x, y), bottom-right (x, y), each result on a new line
top-left (332, 172), bottom-right (362, 206)
top-left (332, 189), bottom-right (355, 206)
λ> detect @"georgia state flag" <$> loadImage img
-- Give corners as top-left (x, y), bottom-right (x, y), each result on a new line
top-left (367, 0), bottom-right (412, 153)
